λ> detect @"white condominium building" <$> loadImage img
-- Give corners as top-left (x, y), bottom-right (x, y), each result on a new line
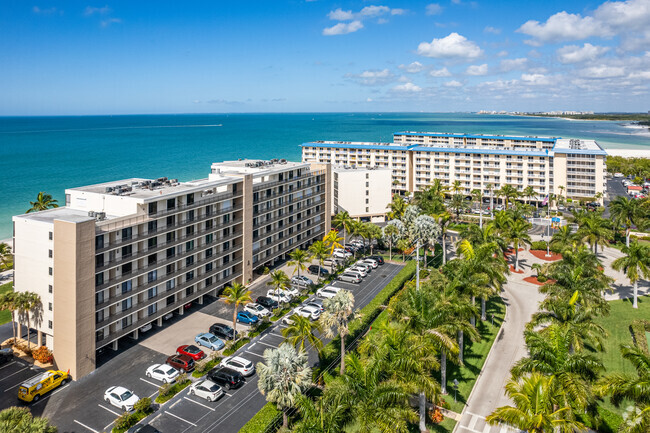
top-left (302, 132), bottom-right (607, 203)
top-left (12, 159), bottom-right (330, 379)
top-left (332, 165), bottom-right (392, 222)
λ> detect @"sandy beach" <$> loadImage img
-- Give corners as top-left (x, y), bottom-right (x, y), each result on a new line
top-left (605, 148), bottom-right (650, 158)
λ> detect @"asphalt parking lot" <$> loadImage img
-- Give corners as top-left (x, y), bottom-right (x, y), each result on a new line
top-left (145, 262), bottom-right (405, 433)
top-left (0, 357), bottom-right (49, 410)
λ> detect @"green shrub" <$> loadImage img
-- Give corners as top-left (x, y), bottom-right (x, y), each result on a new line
top-left (223, 338), bottom-right (250, 356)
top-left (133, 397), bottom-right (152, 414)
top-left (530, 241), bottom-right (548, 250)
top-left (193, 355), bottom-right (223, 378)
top-left (155, 374), bottom-right (190, 404)
top-left (248, 321), bottom-right (272, 338)
top-left (536, 275), bottom-right (547, 283)
top-left (238, 402), bottom-right (281, 433)
top-left (113, 413), bottom-right (138, 431)
top-left (630, 319), bottom-right (650, 353)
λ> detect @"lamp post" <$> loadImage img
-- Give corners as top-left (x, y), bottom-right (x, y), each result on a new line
top-left (452, 379), bottom-right (459, 402)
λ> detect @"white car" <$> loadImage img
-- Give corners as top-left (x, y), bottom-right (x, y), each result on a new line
top-left (316, 286), bottom-right (341, 299)
top-left (333, 248), bottom-right (352, 257)
top-left (345, 267), bottom-right (367, 278)
top-left (305, 299), bottom-right (324, 313)
top-left (244, 303), bottom-right (270, 318)
top-left (332, 251), bottom-right (349, 259)
top-left (614, 172), bottom-right (624, 178)
top-left (283, 285), bottom-right (300, 298)
top-left (293, 305), bottom-right (321, 320)
top-left (189, 379), bottom-right (223, 402)
top-left (360, 258), bottom-right (378, 269)
top-left (266, 289), bottom-right (291, 303)
top-left (104, 386), bottom-right (139, 411)
top-left (145, 364), bottom-right (179, 384)
top-left (220, 356), bottom-right (256, 376)
top-left (495, 205), bottom-right (504, 211)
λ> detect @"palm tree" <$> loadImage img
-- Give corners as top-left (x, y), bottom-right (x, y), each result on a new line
top-left (609, 196), bottom-right (643, 247)
top-left (486, 372), bottom-right (586, 433)
top-left (323, 230), bottom-right (343, 255)
top-left (364, 223), bottom-right (382, 255)
top-left (507, 218), bottom-right (532, 271)
top-left (595, 345), bottom-right (650, 433)
top-left (0, 242), bottom-right (12, 270)
top-left (386, 195), bottom-right (407, 220)
top-left (471, 188), bottom-right (484, 228)
top-left (612, 241), bottom-right (650, 309)
top-left (266, 270), bottom-right (291, 308)
top-left (257, 343), bottom-right (312, 429)
top-left (0, 406), bottom-right (57, 433)
top-left (282, 314), bottom-right (323, 352)
top-left (291, 394), bottom-right (348, 433)
top-left (382, 221), bottom-right (402, 262)
top-left (332, 211), bottom-right (354, 244)
top-left (523, 185), bottom-right (537, 212)
top-left (411, 214), bottom-right (441, 269)
top-left (220, 282), bottom-right (252, 336)
top-left (498, 184), bottom-right (519, 209)
top-left (26, 192), bottom-right (59, 213)
top-left (396, 238), bottom-right (410, 262)
top-left (435, 212), bottom-right (452, 265)
top-left (550, 225), bottom-right (577, 253)
top-left (449, 194), bottom-right (468, 221)
top-left (15, 292), bottom-right (41, 348)
top-left (308, 241), bottom-right (329, 282)
top-left (452, 180), bottom-right (463, 195)
top-left (288, 249), bottom-right (310, 280)
top-left (413, 179), bottom-right (447, 215)
top-left (485, 183), bottom-right (495, 217)
top-left (0, 292), bottom-right (19, 345)
top-left (320, 289), bottom-right (356, 375)
top-left (576, 212), bottom-right (613, 254)
top-left (360, 322), bottom-right (441, 432)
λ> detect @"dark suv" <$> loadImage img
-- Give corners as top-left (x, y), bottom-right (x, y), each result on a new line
top-left (166, 354), bottom-right (195, 373)
top-left (367, 255), bottom-right (385, 265)
top-left (308, 265), bottom-right (329, 277)
top-left (256, 296), bottom-right (279, 310)
top-left (208, 367), bottom-right (245, 390)
top-left (209, 323), bottom-right (239, 341)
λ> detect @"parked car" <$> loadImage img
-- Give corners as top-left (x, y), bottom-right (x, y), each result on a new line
top-left (266, 289), bottom-right (291, 303)
top-left (237, 311), bottom-right (259, 324)
top-left (367, 255), bottom-right (384, 265)
top-left (166, 354), bottom-right (195, 373)
top-left (283, 285), bottom-right (301, 298)
top-left (308, 265), bottom-right (329, 277)
top-left (305, 299), bottom-right (324, 313)
top-left (0, 348), bottom-right (13, 365)
top-left (291, 275), bottom-right (314, 288)
top-left (195, 332), bottom-right (226, 351)
top-left (145, 364), bottom-right (179, 384)
top-left (104, 386), bottom-right (139, 411)
top-left (339, 273), bottom-right (361, 284)
top-left (209, 323), bottom-right (239, 341)
top-left (176, 344), bottom-right (206, 361)
top-left (126, 424), bottom-right (161, 433)
top-left (345, 266), bottom-right (367, 278)
top-left (317, 286), bottom-right (342, 298)
top-left (360, 258), bottom-right (378, 269)
top-left (255, 297), bottom-right (279, 311)
top-left (17, 370), bottom-right (70, 403)
top-left (189, 379), bottom-right (224, 402)
top-left (344, 244), bottom-right (359, 252)
top-left (333, 248), bottom-right (352, 257)
top-left (244, 303), bottom-right (271, 318)
top-left (220, 356), bottom-right (256, 376)
top-left (354, 262), bottom-right (372, 273)
top-left (292, 304), bottom-right (321, 320)
top-left (208, 367), bottom-right (245, 390)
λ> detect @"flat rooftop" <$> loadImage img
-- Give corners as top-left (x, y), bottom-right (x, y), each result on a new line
top-left (553, 138), bottom-right (607, 155)
top-left (14, 207), bottom-right (94, 224)
top-left (212, 159), bottom-right (310, 175)
top-left (394, 131), bottom-right (558, 142)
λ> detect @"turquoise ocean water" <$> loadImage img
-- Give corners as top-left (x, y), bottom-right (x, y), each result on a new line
top-left (1, 112), bottom-right (649, 240)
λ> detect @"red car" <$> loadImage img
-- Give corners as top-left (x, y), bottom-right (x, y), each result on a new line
top-left (166, 354), bottom-right (195, 373)
top-left (176, 344), bottom-right (205, 361)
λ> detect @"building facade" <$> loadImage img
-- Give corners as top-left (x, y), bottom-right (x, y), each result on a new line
top-left (12, 160), bottom-right (329, 379)
top-left (332, 165), bottom-right (392, 222)
top-left (302, 132), bottom-right (607, 204)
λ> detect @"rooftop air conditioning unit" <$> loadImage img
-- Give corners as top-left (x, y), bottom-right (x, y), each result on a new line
top-left (88, 211), bottom-right (95, 217)
top-left (97, 212), bottom-right (106, 220)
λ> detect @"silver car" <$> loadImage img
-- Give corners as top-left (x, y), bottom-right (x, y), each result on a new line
top-left (339, 273), bottom-right (361, 284)
top-left (189, 379), bottom-right (223, 402)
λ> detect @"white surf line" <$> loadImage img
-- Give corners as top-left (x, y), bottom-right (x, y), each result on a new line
top-left (73, 420), bottom-right (100, 433)
top-left (139, 377), bottom-right (161, 387)
top-left (165, 411), bottom-right (198, 426)
top-left (184, 396), bottom-right (216, 411)
top-left (98, 403), bottom-right (121, 416)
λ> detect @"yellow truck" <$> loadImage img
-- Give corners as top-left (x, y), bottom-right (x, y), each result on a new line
top-left (18, 370), bottom-right (70, 403)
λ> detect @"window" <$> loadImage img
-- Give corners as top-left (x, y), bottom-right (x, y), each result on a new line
top-left (148, 286), bottom-right (158, 299)
top-left (48, 302), bottom-right (52, 311)
top-left (166, 247), bottom-right (175, 259)
top-left (96, 254), bottom-right (104, 267)
top-left (205, 233), bottom-right (213, 244)
top-left (96, 329), bottom-right (104, 341)
top-left (148, 254), bottom-right (157, 265)
top-left (187, 193), bottom-right (194, 205)
top-left (186, 286), bottom-right (194, 296)
top-left (223, 241), bottom-right (230, 251)
top-left (96, 291), bottom-right (104, 305)
top-left (167, 231), bottom-right (175, 243)
top-left (166, 263), bottom-right (175, 274)
top-left (205, 219), bottom-right (213, 230)
top-left (148, 202), bottom-right (157, 215)
top-left (122, 316), bottom-right (132, 329)
top-left (186, 240), bottom-right (194, 251)
top-left (205, 205), bottom-right (212, 216)
top-left (148, 304), bottom-right (157, 316)
top-left (48, 285), bottom-right (52, 294)
top-left (147, 270), bottom-right (157, 283)
top-left (188, 210), bottom-right (195, 222)
top-left (186, 225), bottom-right (194, 236)
top-left (122, 298), bottom-right (132, 311)
top-left (186, 271), bottom-right (194, 281)
top-left (166, 215), bottom-right (175, 226)
top-left (122, 227), bottom-right (132, 240)
top-left (95, 273), bottom-right (104, 287)
top-left (122, 262), bottom-right (132, 274)
top-left (205, 277), bottom-right (213, 286)
top-left (48, 267), bottom-right (53, 276)
top-left (48, 249), bottom-right (53, 258)
top-left (121, 280), bottom-right (132, 294)
top-left (148, 220), bottom-right (157, 233)
top-left (48, 320), bottom-right (52, 329)
top-left (223, 227), bottom-right (230, 237)
top-left (121, 245), bottom-right (132, 258)
top-left (186, 256), bottom-right (194, 267)
top-left (148, 237), bottom-right (157, 249)
top-left (167, 198), bottom-right (176, 210)
top-left (96, 310), bottom-right (104, 323)
top-left (166, 279), bottom-right (175, 291)
top-left (49, 232), bottom-right (53, 240)
top-left (223, 214), bottom-right (230, 224)
top-left (206, 262), bottom-right (213, 272)
top-left (205, 248), bottom-right (213, 258)
top-left (95, 235), bottom-right (104, 249)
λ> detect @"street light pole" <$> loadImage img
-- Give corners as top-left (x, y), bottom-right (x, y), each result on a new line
top-left (546, 195), bottom-right (551, 257)
top-left (416, 238), bottom-right (420, 291)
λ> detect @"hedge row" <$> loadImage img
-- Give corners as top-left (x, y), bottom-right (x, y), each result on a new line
top-left (630, 319), bottom-right (650, 354)
top-left (530, 241), bottom-right (562, 253)
top-left (238, 402), bottom-right (281, 433)
top-left (319, 261), bottom-right (417, 371)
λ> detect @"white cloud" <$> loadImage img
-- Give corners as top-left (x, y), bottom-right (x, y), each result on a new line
top-left (429, 67), bottom-right (452, 77)
top-left (521, 73), bottom-right (551, 85)
top-left (580, 66), bottom-right (626, 78)
top-left (594, 0), bottom-right (650, 31)
top-left (327, 5), bottom-right (405, 21)
top-left (393, 82), bottom-right (422, 92)
top-left (518, 11), bottom-right (603, 43)
top-left (444, 80), bottom-right (463, 87)
top-left (417, 33), bottom-right (483, 59)
top-left (557, 43), bottom-right (609, 63)
top-left (484, 26), bottom-right (501, 34)
top-left (499, 58), bottom-right (527, 71)
top-left (33, 6), bottom-right (60, 14)
top-left (497, 50), bottom-right (509, 57)
top-left (345, 69), bottom-right (395, 85)
top-left (366, 98), bottom-right (374, 102)
top-left (323, 21), bottom-right (363, 36)
top-left (399, 61), bottom-right (425, 73)
top-left (328, 8), bottom-right (354, 21)
top-left (84, 5), bottom-right (111, 16)
top-left (466, 64), bottom-right (488, 75)
top-left (425, 3), bottom-right (443, 15)
top-left (100, 17), bottom-right (122, 27)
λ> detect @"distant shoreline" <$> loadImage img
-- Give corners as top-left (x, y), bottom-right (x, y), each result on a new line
top-left (510, 113), bottom-right (650, 128)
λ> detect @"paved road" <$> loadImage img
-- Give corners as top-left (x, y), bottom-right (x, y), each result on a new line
top-left (454, 250), bottom-right (545, 433)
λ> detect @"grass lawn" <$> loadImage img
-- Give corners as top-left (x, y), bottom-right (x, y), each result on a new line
top-left (592, 294), bottom-right (650, 432)
top-left (443, 296), bottom-right (506, 414)
top-left (0, 282), bottom-right (13, 325)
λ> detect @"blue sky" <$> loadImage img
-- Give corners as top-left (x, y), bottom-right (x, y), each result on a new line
top-left (1, 0), bottom-right (649, 115)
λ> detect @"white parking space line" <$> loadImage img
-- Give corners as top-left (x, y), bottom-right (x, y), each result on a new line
top-left (30, 385), bottom-right (67, 405)
top-left (459, 425), bottom-right (482, 433)
top-left (483, 424), bottom-right (492, 433)
top-left (0, 361), bottom-right (16, 371)
top-left (149, 390), bottom-right (158, 398)
top-left (4, 380), bottom-right (26, 392)
top-left (165, 411), bottom-right (198, 426)
top-left (98, 403), bottom-right (121, 416)
top-left (184, 396), bottom-right (216, 411)
top-left (104, 421), bottom-right (116, 432)
top-left (468, 415), bottom-right (479, 430)
top-left (267, 331), bottom-right (284, 338)
top-left (1, 366), bottom-right (29, 381)
top-left (244, 350), bottom-right (265, 359)
top-left (256, 340), bottom-right (277, 348)
top-left (139, 377), bottom-right (161, 387)
top-left (73, 420), bottom-right (100, 433)
top-left (467, 412), bottom-right (486, 420)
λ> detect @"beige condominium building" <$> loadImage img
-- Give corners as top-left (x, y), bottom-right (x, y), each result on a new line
top-left (332, 165), bottom-right (392, 222)
top-left (12, 159), bottom-right (330, 379)
top-left (302, 132), bottom-right (607, 204)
